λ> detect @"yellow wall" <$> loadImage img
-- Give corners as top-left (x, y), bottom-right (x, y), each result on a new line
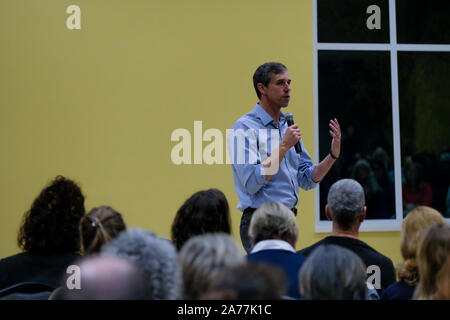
top-left (0, 0), bottom-right (401, 267)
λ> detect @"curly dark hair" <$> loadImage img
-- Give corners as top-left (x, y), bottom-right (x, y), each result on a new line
top-left (17, 175), bottom-right (86, 254)
top-left (171, 189), bottom-right (232, 251)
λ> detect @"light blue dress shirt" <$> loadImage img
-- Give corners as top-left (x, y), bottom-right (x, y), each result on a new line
top-left (229, 104), bottom-right (318, 211)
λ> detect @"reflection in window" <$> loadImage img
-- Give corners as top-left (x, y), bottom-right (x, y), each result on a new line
top-left (318, 51), bottom-right (395, 220)
top-left (396, 0), bottom-right (450, 44)
top-left (398, 52), bottom-right (450, 217)
top-left (317, 0), bottom-right (390, 43)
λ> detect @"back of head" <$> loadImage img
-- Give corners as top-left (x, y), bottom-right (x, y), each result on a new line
top-left (249, 201), bottom-right (298, 245)
top-left (178, 233), bottom-right (245, 299)
top-left (171, 189), bottom-right (231, 251)
top-left (398, 206), bottom-right (445, 284)
top-left (299, 244), bottom-right (367, 300)
top-left (253, 62), bottom-right (287, 99)
top-left (415, 223), bottom-right (450, 299)
top-left (436, 256), bottom-right (450, 300)
top-left (101, 228), bottom-right (179, 300)
top-left (327, 179), bottom-right (365, 230)
top-left (80, 206), bottom-right (127, 254)
top-left (17, 175), bottom-right (85, 255)
top-left (202, 263), bottom-right (287, 300)
top-left (61, 255), bottom-right (150, 300)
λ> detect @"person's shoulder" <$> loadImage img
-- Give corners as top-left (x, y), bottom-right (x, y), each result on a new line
top-left (249, 250), bottom-right (305, 266)
top-left (0, 252), bottom-right (28, 266)
top-left (297, 239), bottom-right (326, 257)
top-left (381, 281), bottom-right (415, 300)
top-left (348, 238), bottom-right (396, 272)
top-left (231, 107), bottom-right (260, 129)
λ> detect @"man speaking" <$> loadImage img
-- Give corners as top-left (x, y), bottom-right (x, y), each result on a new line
top-left (229, 62), bottom-right (341, 253)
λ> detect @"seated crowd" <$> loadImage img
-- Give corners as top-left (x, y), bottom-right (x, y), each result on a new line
top-left (0, 175), bottom-right (448, 300)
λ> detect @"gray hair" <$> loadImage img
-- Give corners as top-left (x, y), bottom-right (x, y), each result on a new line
top-left (101, 228), bottom-right (180, 300)
top-left (299, 244), bottom-right (367, 300)
top-left (253, 62), bottom-right (288, 99)
top-left (249, 201), bottom-right (298, 245)
top-left (327, 179), bottom-right (365, 230)
top-left (178, 233), bottom-right (245, 299)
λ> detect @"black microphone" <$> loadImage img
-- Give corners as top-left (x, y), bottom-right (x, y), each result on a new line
top-left (285, 112), bottom-right (302, 154)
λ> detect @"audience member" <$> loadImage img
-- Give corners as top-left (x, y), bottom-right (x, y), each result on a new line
top-left (381, 206), bottom-right (445, 300)
top-left (299, 244), bottom-right (367, 300)
top-left (247, 201), bottom-right (305, 299)
top-left (171, 189), bottom-right (232, 251)
top-left (58, 255), bottom-right (151, 300)
top-left (178, 233), bottom-right (245, 300)
top-left (371, 159), bottom-right (395, 218)
top-left (101, 228), bottom-right (179, 300)
top-left (0, 176), bottom-right (85, 291)
top-left (350, 159), bottom-right (383, 218)
top-left (435, 256), bottom-right (450, 300)
top-left (80, 206), bottom-right (127, 254)
top-left (402, 160), bottom-right (432, 214)
top-left (414, 223), bottom-right (450, 300)
top-left (201, 263), bottom-right (287, 300)
top-left (298, 179), bottom-right (396, 293)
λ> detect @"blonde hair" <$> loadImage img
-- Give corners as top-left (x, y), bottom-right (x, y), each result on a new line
top-left (397, 206), bottom-right (444, 285)
top-left (436, 256), bottom-right (450, 300)
top-left (80, 206), bottom-right (127, 254)
top-left (415, 223), bottom-right (450, 300)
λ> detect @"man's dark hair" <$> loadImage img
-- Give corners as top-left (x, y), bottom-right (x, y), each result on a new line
top-left (171, 189), bottom-right (231, 250)
top-left (253, 62), bottom-right (288, 99)
top-left (17, 175), bottom-right (85, 254)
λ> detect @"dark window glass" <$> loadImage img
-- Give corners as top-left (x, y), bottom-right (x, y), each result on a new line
top-left (317, 0), bottom-right (390, 43)
top-left (318, 50), bottom-right (395, 220)
top-left (398, 51), bottom-right (450, 217)
top-left (396, 0), bottom-right (450, 44)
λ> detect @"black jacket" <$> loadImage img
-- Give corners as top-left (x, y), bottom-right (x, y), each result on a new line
top-left (0, 252), bottom-right (80, 290)
top-left (298, 236), bottom-right (396, 293)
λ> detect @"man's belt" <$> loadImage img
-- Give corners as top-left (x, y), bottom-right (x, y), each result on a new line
top-left (245, 206), bottom-right (298, 216)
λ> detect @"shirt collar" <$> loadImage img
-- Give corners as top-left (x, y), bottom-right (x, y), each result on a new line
top-left (254, 103), bottom-right (286, 128)
top-left (250, 239), bottom-right (296, 254)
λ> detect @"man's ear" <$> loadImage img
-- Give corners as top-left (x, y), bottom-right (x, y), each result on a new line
top-left (257, 83), bottom-right (266, 97)
top-left (359, 206), bottom-right (367, 222)
top-left (325, 205), bottom-right (333, 221)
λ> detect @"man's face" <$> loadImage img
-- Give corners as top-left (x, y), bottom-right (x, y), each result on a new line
top-left (260, 71), bottom-right (291, 108)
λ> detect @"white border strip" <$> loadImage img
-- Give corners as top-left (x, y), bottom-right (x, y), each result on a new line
top-left (389, 0), bottom-right (404, 230)
top-left (318, 43), bottom-right (450, 52)
top-left (312, 0), bottom-right (322, 232)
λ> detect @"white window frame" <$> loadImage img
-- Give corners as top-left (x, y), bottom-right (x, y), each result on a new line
top-left (313, 0), bottom-right (450, 232)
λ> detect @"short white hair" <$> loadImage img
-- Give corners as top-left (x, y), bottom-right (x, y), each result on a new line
top-left (327, 179), bottom-right (365, 230)
top-left (249, 201), bottom-right (298, 245)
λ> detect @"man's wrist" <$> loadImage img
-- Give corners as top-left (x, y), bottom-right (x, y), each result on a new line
top-left (330, 149), bottom-right (339, 160)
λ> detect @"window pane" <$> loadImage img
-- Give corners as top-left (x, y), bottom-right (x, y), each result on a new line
top-left (396, 0), bottom-right (450, 44)
top-left (398, 52), bottom-right (450, 217)
top-left (318, 0), bottom-right (390, 43)
top-left (318, 50), bottom-right (395, 220)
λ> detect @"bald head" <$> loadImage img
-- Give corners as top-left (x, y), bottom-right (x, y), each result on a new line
top-left (63, 255), bottom-right (150, 300)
